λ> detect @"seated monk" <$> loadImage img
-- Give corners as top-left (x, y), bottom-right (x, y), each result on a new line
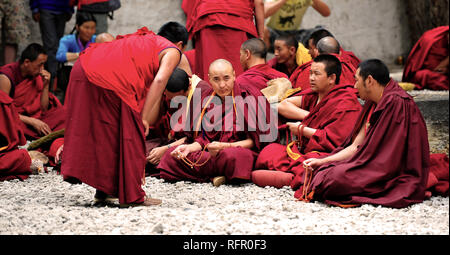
top-left (402, 26), bottom-right (449, 90)
top-left (290, 36), bottom-right (357, 91)
top-left (252, 54), bottom-right (361, 188)
top-left (0, 90), bottom-right (32, 181)
top-left (0, 43), bottom-right (65, 140)
top-left (158, 21), bottom-right (193, 76)
top-left (145, 68), bottom-right (209, 175)
top-left (158, 59), bottom-right (276, 187)
top-left (237, 38), bottom-right (287, 91)
top-left (267, 34), bottom-right (299, 78)
top-left (300, 59), bottom-right (430, 208)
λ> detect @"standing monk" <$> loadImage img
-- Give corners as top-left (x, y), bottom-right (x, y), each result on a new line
top-left (0, 43), bottom-right (65, 140)
top-left (182, 0), bottom-right (265, 80)
top-left (302, 59), bottom-right (430, 208)
top-left (402, 26), bottom-right (449, 90)
top-left (60, 27), bottom-right (181, 207)
top-left (237, 38), bottom-right (287, 91)
top-left (158, 59), bottom-right (275, 187)
top-left (252, 54), bottom-right (361, 189)
top-left (0, 90), bottom-right (32, 181)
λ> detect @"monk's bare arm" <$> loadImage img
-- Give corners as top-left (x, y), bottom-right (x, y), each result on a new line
top-left (264, 0), bottom-right (288, 18)
top-left (277, 95), bottom-right (309, 120)
top-left (311, 0), bottom-right (331, 17)
top-left (19, 114), bottom-right (52, 135)
top-left (229, 138), bottom-right (254, 149)
top-left (141, 48), bottom-right (181, 127)
top-left (254, 0), bottom-right (265, 39)
top-left (305, 124), bottom-right (365, 168)
top-left (178, 54), bottom-right (193, 76)
top-left (0, 74), bottom-right (12, 95)
top-left (40, 70), bottom-right (51, 112)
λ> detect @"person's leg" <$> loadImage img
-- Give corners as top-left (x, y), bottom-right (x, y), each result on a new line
top-left (92, 13), bottom-right (108, 34)
top-left (38, 10), bottom-right (60, 82)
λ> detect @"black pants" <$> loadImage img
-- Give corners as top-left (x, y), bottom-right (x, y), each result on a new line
top-left (38, 9), bottom-right (71, 82)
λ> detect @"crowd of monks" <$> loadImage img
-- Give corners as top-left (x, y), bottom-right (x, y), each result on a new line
top-left (0, 1), bottom-right (448, 209)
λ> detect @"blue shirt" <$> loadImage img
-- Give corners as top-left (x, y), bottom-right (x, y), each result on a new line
top-left (56, 34), bottom-right (97, 63)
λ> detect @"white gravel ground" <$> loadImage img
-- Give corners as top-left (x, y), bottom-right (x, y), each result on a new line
top-left (0, 171), bottom-right (448, 235)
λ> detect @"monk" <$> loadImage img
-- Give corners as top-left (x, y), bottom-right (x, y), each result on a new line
top-left (252, 54), bottom-right (361, 189)
top-left (237, 38), bottom-right (288, 91)
top-left (307, 28), bottom-right (360, 69)
top-left (60, 27), bottom-right (181, 207)
top-left (95, 32), bottom-right (115, 43)
top-left (0, 90), bottom-right (32, 181)
top-left (146, 68), bottom-right (209, 175)
top-left (0, 43), bottom-right (65, 140)
top-left (267, 34), bottom-right (299, 78)
top-left (403, 26), bottom-right (449, 90)
top-left (158, 21), bottom-right (193, 76)
top-left (182, 0), bottom-right (265, 80)
top-left (158, 59), bottom-right (275, 187)
top-left (301, 59), bottom-right (430, 208)
top-left (290, 36), bottom-right (357, 90)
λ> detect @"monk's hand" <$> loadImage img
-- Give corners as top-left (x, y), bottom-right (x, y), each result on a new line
top-left (30, 118), bottom-right (52, 136)
top-left (40, 70), bottom-right (51, 86)
top-left (286, 121), bottom-right (302, 134)
top-left (303, 158), bottom-right (324, 170)
top-left (142, 119), bottom-right (150, 136)
top-left (171, 144), bottom-right (190, 159)
top-left (55, 145), bottom-right (64, 163)
top-left (146, 146), bottom-right (167, 165)
top-left (206, 142), bottom-right (228, 157)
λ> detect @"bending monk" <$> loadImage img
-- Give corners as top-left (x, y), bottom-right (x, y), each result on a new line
top-left (0, 90), bottom-right (32, 181)
top-left (60, 27), bottom-right (181, 207)
top-left (237, 38), bottom-right (287, 91)
top-left (301, 59), bottom-right (430, 208)
top-left (0, 43), bottom-right (65, 140)
top-left (158, 59), bottom-right (275, 187)
top-left (252, 54), bottom-right (361, 188)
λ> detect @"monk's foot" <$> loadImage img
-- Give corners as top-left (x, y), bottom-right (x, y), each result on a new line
top-left (119, 196), bottom-right (162, 208)
top-left (94, 190), bottom-right (118, 204)
top-left (212, 176), bottom-right (226, 187)
top-left (251, 170), bottom-right (294, 188)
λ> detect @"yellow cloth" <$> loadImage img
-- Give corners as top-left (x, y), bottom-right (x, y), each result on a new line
top-left (398, 82), bottom-right (416, 91)
top-left (266, 0), bottom-right (312, 31)
top-left (296, 42), bottom-right (312, 66)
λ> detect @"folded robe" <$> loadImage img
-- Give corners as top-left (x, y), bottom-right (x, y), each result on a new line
top-left (0, 90), bottom-right (31, 181)
top-left (403, 26), bottom-right (449, 90)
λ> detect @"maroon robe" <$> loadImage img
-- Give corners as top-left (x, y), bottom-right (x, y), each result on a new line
top-left (403, 26), bottom-right (449, 90)
top-left (254, 83), bottom-right (361, 188)
top-left (236, 63), bottom-right (288, 91)
top-left (183, 0), bottom-right (259, 80)
top-left (0, 90), bottom-right (31, 181)
top-left (340, 49), bottom-right (361, 70)
top-left (267, 57), bottom-right (298, 79)
top-left (61, 60), bottom-right (147, 204)
top-left (0, 62), bottom-right (65, 139)
top-left (158, 80), bottom-right (274, 183)
top-left (303, 80), bottom-right (430, 208)
top-left (289, 54), bottom-right (357, 91)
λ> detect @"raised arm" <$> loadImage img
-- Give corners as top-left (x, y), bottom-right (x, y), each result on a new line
top-left (311, 0), bottom-right (331, 17)
top-left (264, 0), bottom-right (288, 18)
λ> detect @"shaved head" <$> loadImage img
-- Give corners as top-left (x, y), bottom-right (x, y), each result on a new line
top-left (241, 38), bottom-right (267, 59)
top-left (208, 59), bottom-right (234, 75)
top-left (317, 36), bottom-right (340, 55)
top-left (95, 32), bottom-right (115, 43)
